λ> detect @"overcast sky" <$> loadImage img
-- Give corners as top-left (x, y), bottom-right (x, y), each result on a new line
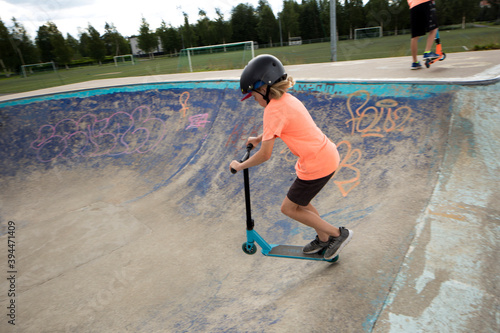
top-left (1, 0), bottom-right (289, 39)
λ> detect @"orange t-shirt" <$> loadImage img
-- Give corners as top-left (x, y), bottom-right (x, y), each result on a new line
top-left (407, 0), bottom-right (430, 9)
top-left (262, 92), bottom-right (340, 180)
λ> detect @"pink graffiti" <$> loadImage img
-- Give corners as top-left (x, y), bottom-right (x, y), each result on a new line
top-left (185, 113), bottom-right (210, 130)
top-left (30, 105), bottom-right (167, 163)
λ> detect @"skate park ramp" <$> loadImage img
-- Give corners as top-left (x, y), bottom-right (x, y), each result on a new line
top-left (0, 51), bottom-right (499, 332)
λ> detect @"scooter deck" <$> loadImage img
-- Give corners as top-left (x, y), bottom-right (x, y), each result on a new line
top-left (266, 245), bottom-right (338, 262)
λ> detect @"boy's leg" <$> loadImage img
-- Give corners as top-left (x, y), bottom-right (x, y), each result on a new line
top-left (281, 197), bottom-right (340, 241)
top-left (425, 27), bottom-right (438, 52)
top-left (411, 36), bottom-right (420, 63)
top-left (409, 3), bottom-right (423, 64)
top-left (281, 197), bottom-right (353, 258)
top-left (423, 1), bottom-right (439, 58)
top-left (423, 27), bottom-right (439, 60)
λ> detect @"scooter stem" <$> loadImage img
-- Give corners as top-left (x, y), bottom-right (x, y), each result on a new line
top-left (231, 143), bottom-right (254, 230)
top-left (243, 168), bottom-right (254, 231)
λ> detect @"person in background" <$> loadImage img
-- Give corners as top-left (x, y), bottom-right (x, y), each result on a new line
top-left (408, 0), bottom-right (440, 69)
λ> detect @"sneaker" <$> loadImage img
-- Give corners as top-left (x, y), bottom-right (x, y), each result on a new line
top-left (411, 62), bottom-right (422, 70)
top-left (303, 235), bottom-right (330, 254)
top-left (423, 51), bottom-right (440, 60)
top-left (323, 227), bottom-right (353, 260)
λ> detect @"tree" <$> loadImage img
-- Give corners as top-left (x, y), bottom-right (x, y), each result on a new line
top-left (179, 13), bottom-right (197, 48)
top-left (138, 17), bottom-right (158, 57)
top-left (388, 0), bottom-right (410, 35)
top-left (342, 0), bottom-right (366, 38)
top-left (87, 24), bottom-right (106, 65)
top-left (257, 0), bottom-right (279, 45)
top-left (51, 33), bottom-right (72, 68)
top-left (280, 0), bottom-right (301, 41)
top-left (213, 8), bottom-right (232, 44)
top-left (364, 0), bottom-right (390, 30)
top-left (195, 9), bottom-right (215, 46)
top-left (0, 18), bottom-right (17, 75)
top-left (156, 21), bottom-right (181, 55)
top-left (36, 24), bottom-right (53, 62)
top-left (477, 0), bottom-right (500, 21)
top-left (103, 23), bottom-right (130, 56)
top-left (231, 3), bottom-right (259, 43)
top-left (436, 0), bottom-right (479, 26)
top-left (318, 0), bottom-right (331, 38)
top-left (10, 18), bottom-right (38, 67)
top-left (66, 33), bottom-right (80, 58)
top-left (300, 0), bottom-right (323, 39)
top-left (78, 31), bottom-right (90, 58)
top-left (49, 26), bottom-right (72, 68)
top-left (455, 0), bottom-right (480, 27)
top-left (34, 22), bottom-right (72, 67)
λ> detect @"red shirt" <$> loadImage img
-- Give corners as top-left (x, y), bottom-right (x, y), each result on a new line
top-left (262, 93), bottom-right (340, 180)
top-left (407, 0), bottom-right (431, 9)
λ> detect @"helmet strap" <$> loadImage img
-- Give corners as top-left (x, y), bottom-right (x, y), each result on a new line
top-left (253, 85), bottom-right (271, 105)
top-left (264, 86), bottom-right (271, 104)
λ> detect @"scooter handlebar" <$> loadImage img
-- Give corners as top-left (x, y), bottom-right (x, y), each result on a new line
top-left (231, 143), bottom-right (254, 174)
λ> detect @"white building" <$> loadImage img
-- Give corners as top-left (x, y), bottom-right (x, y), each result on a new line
top-left (128, 36), bottom-right (164, 56)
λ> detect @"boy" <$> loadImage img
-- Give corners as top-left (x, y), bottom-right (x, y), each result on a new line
top-left (408, 0), bottom-right (440, 69)
top-left (229, 54), bottom-right (352, 260)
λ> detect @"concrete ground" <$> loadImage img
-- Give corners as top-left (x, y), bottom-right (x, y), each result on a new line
top-left (0, 50), bottom-right (499, 332)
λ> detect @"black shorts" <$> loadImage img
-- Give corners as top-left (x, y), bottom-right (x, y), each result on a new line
top-left (286, 172), bottom-right (335, 206)
top-left (410, 1), bottom-right (438, 38)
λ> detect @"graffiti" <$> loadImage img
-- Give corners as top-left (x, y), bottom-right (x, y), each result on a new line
top-left (228, 89), bottom-right (414, 197)
top-left (329, 90), bottom-right (415, 195)
top-left (30, 105), bottom-right (167, 163)
top-left (345, 90), bottom-right (414, 138)
top-left (279, 139), bottom-right (362, 197)
top-left (176, 91), bottom-right (190, 130)
top-left (177, 91), bottom-right (211, 130)
top-left (333, 140), bottom-right (362, 197)
top-left (186, 113), bottom-right (210, 130)
top-left (29, 91), bottom-right (214, 163)
top-left (226, 116), bottom-right (262, 150)
top-left (178, 91), bottom-right (190, 118)
top-left (295, 83), bottom-right (336, 94)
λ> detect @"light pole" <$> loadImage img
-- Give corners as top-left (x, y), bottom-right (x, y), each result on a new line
top-left (330, 0), bottom-right (337, 62)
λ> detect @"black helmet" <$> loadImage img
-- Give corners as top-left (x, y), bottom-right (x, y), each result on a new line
top-left (240, 54), bottom-right (287, 101)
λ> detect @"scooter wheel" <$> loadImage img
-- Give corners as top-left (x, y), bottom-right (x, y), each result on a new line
top-left (439, 52), bottom-right (446, 61)
top-left (331, 255), bottom-right (339, 263)
top-left (242, 242), bottom-right (257, 255)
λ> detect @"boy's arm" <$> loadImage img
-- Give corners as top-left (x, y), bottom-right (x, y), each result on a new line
top-left (247, 134), bottom-right (263, 147)
top-left (230, 137), bottom-right (275, 173)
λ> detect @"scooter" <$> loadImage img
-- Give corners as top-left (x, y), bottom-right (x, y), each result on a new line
top-left (231, 144), bottom-right (339, 262)
top-left (425, 29), bottom-right (446, 68)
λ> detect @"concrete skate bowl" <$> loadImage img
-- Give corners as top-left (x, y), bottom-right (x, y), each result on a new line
top-left (0, 78), bottom-right (498, 332)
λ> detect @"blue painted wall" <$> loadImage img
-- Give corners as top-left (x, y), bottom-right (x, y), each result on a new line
top-left (0, 80), bottom-right (455, 227)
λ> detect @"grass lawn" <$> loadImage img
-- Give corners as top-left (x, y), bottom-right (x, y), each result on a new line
top-left (1, 26), bottom-right (498, 95)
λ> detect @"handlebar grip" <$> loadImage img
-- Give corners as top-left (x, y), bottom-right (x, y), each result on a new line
top-left (231, 143), bottom-right (254, 174)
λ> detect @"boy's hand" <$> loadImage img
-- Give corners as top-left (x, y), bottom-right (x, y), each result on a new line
top-left (247, 136), bottom-right (262, 148)
top-left (230, 160), bottom-right (241, 173)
